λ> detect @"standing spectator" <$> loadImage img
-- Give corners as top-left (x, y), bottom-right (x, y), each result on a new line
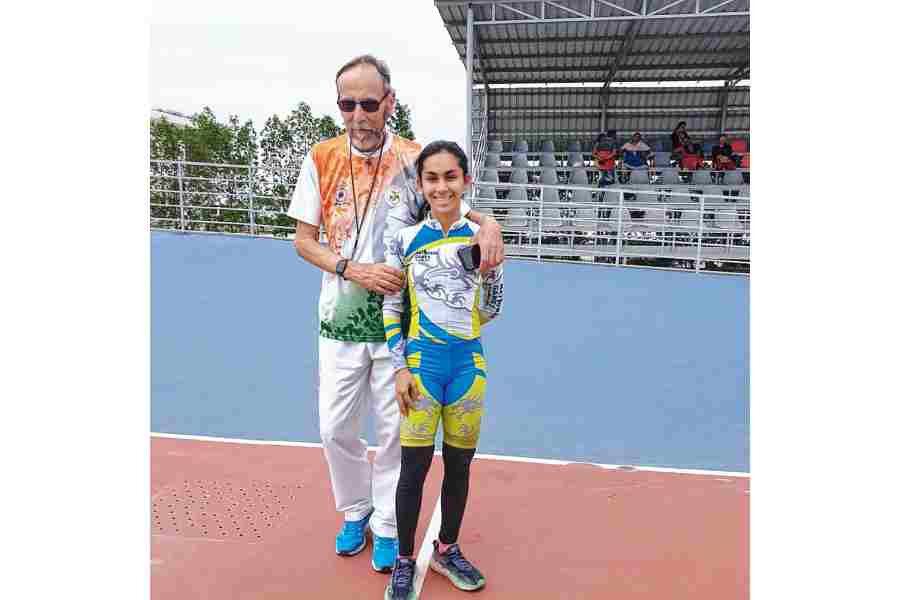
top-left (620, 131), bottom-right (654, 182)
top-left (671, 121), bottom-right (688, 152)
top-left (591, 132), bottom-right (618, 187)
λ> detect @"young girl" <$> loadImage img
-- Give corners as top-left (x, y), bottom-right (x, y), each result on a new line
top-left (382, 141), bottom-right (504, 600)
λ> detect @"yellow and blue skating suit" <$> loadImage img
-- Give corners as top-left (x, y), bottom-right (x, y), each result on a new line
top-left (382, 216), bottom-right (504, 449)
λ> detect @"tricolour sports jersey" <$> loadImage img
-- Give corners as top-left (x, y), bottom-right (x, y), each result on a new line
top-left (287, 132), bottom-right (470, 342)
top-left (382, 217), bottom-right (504, 373)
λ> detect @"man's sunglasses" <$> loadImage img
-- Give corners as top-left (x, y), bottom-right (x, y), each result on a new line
top-left (336, 92), bottom-right (390, 113)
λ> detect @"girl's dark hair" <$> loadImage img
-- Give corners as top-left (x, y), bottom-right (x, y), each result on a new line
top-left (413, 141), bottom-right (470, 222)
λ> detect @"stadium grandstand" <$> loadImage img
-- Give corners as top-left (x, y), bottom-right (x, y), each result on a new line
top-left (149, 4), bottom-right (751, 597)
top-left (436, 0), bottom-right (750, 273)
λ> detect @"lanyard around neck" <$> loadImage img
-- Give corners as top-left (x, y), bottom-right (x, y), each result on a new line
top-left (347, 132), bottom-right (386, 261)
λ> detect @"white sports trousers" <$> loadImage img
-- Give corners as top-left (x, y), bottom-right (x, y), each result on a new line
top-left (317, 336), bottom-right (401, 538)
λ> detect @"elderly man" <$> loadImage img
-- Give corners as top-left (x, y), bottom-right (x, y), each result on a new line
top-left (288, 54), bottom-right (504, 574)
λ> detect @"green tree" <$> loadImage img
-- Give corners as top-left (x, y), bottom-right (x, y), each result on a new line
top-left (387, 102), bottom-right (415, 140)
top-left (257, 103), bottom-right (343, 237)
top-left (318, 114), bottom-right (342, 139)
top-left (149, 107), bottom-right (258, 232)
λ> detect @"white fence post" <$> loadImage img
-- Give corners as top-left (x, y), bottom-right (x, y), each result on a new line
top-left (614, 190), bottom-right (624, 265)
top-left (248, 162), bottom-right (256, 236)
top-left (695, 194), bottom-right (706, 272)
top-left (177, 161), bottom-right (185, 231)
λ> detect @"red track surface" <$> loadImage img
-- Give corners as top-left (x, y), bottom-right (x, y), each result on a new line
top-left (151, 436), bottom-right (748, 599)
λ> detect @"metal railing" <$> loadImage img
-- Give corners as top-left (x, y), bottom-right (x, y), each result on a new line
top-left (150, 159), bottom-right (299, 238)
top-left (150, 159), bottom-right (749, 274)
top-left (468, 178), bottom-right (750, 274)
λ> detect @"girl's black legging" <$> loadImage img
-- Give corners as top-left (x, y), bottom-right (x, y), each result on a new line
top-left (396, 443), bottom-right (477, 557)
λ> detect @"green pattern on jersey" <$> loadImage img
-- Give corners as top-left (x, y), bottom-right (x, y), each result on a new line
top-left (320, 291), bottom-right (387, 342)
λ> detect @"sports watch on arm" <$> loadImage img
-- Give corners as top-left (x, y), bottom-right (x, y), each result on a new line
top-left (335, 258), bottom-right (349, 279)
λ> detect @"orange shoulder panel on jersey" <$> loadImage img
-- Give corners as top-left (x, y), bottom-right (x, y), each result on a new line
top-left (311, 134), bottom-right (422, 254)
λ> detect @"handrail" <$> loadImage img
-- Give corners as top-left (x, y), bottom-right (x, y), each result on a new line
top-left (150, 159), bottom-right (749, 274)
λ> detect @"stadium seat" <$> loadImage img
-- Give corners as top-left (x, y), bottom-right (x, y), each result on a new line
top-left (567, 152), bottom-right (585, 168)
top-left (723, 170), bottom-right (743, 186)
top-left (655, 151), bottom-right (672, 167)
top-left (474, 186), bottom-right (497, 200)
top-left (511, 153), bottom-right (530, 168)
top-left (541, 140), bottom-right (556, 153)
top-left (481, 169), bottom-right (499, 183)
top-left (691, 170), bottom-right (713, 185)
top-left (568, 168), bottom-right (589, 186)
top-left (632, 186), bottom-right (667, 227)
top-left (570, 188), bottom-right (597, 233)
top-left (658, 168), bottom-right (681, 185)
top-left (484, 153), bottom-right (500, 168)
top-left (539, 153), bottom-right (557, 168)
top-left (539, 168), bottom-right (559, 185)
top-left (627, 169), bottom-right (650, 185)
top-left (541, 184), bottom-right (562, 203)
top-left (498, 205), bottom-right (530, 230)
top-left (514, 140), bottom-right (529, 153)
top-left (712, 203), bottom-right (739, 230)
top-left (506, 187), bottom-right (527, 203)
top-left (702, 186), bottom-right (726, 202)
top-left (731, 139), bottom-right (748, 153)
top-left (567, 141), bottom-right (582, 153)
top-left (488, 140), bottom-right (503, 153)
top-left (538, 187), bottom-right (565, 229)
top-left (509, 168), bottom-right (529, 185)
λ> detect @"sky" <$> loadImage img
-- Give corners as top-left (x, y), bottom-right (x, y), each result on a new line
top-left (150, 1), bottom-right (470, 147)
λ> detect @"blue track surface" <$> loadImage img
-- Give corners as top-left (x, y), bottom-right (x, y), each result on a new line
top-left (152, 231), bottom-right (749, 472)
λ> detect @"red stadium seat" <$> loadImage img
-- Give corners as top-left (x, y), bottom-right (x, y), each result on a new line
top-left (731, 139), bottom-right (748, 153)
top-left (681, 154), bottom-right (703, 170)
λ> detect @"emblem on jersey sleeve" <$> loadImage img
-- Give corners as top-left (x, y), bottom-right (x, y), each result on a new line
top-left (387, 187), bottom-right (402, 207)
top-left (335, 188), bottom-right (348, 207)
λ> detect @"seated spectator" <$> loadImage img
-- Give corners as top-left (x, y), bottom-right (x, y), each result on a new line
top-left (592, 132), bottom-right (618, 187)
top-left (712, 135), bottom-right (741, 170)
top-left (677, 137), bottom-right (706, 183)
top-left (678, 136), bottom-right (705, 171)
top-left (619, 132), bottom-right (654, 182)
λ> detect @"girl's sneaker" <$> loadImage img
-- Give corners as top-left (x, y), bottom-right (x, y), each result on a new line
top-left (429, 541), bottom-right (486, 591)
top-left (384, 557), bottom-right (417, 600)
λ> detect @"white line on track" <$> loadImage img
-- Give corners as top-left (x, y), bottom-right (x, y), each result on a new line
top-left (150, 432), bottom-right (750, 478)
top-left (414, 496), bottom-right (442, 598)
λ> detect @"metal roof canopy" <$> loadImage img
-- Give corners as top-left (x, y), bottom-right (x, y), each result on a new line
top-left (435, 1), bottom-right (749, 155)
top-left (435, 0), bottom-right (750, 85)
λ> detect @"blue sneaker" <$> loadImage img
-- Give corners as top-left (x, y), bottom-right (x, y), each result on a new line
top-left (429, 541), bottom-right (486, 591)
top-left (384, 557), bottom-right (417, 600)
top-left (372, 534), bottom-right (399, 572)
top-left (335, 510), bottom-right (372, 556)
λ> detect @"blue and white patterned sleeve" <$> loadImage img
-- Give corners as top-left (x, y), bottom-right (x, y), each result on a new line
top-left (382, 232), bottom-right (409, 372)
top-left (478, 264), bottom-right (504, 325)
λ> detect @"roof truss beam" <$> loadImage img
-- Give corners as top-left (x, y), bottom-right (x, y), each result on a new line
top-left (475, 73), bottom-right (747, 83)
top-left (479, 61), bottom-right (747, 75)
top-left (448, 31), bottom-right (748, 45)
top-left (437, 0), bottom-right (749, 25)
top-left (603, 19), bottom-right (640, 90)
top-left (473, 48), bottom-right (750, 62)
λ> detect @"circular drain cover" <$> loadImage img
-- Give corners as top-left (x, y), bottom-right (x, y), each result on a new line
top-left (152, 479), bottom-right (302, 542)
